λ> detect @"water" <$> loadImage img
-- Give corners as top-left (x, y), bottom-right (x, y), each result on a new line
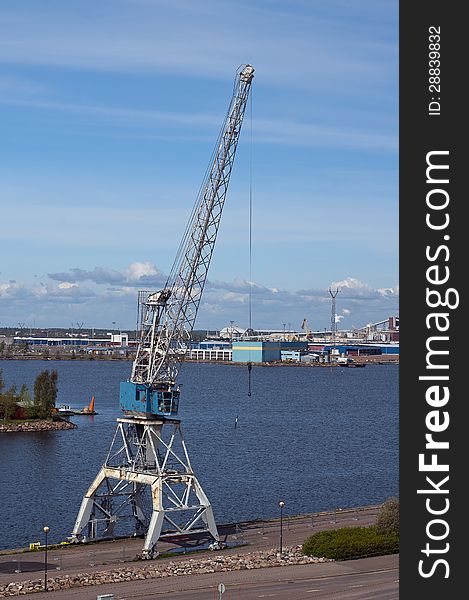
top-left (0, 360), bottom-right (398, 550)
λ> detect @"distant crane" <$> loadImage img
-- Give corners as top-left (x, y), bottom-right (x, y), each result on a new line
top-left (301, 318), bottom-right (312, 339)
top-left (71, 65), bottom-right (255, 558)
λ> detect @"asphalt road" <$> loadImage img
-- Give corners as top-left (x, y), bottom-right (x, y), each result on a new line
top-left (0, 506), bottom-right (399, 599)
top-left (19, 555), bottom-right (399, 599)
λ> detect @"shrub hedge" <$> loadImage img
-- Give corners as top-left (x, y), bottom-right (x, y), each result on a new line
top-left (302, 526), bottom-right (399, 560)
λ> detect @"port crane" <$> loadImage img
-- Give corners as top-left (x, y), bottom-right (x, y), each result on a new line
top-left (301, 318), bottom-right (312, 339)
top-left (71, 65), bottom-right (254, 558)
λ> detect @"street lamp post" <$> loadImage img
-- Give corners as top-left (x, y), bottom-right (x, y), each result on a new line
top-left (279, 501), bottom-right (285, 555)
top-left (43, 526), bottom-right (49, 592)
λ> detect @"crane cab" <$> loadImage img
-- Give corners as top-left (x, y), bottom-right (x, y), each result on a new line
top-left (119, 381), bottom-right (180, 419)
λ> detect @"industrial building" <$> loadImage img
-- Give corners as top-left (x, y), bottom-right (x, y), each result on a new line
top-left (232, 341), bottom-right (309, 363)
top-left (3, 314), bottom-right (399, 364)
top-left (10, 332), bottom-right (129, 347)
top-left (232, 341), bottom-right (280, 363)
top-left (231, 341), bottom-right (399, 363)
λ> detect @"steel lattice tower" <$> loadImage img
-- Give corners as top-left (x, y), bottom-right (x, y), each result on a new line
top-left (329, 287), bottom-right (340, 348)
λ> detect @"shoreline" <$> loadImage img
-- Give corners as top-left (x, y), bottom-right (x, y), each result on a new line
top-left (0, 505), bottom-right (382, 556)
top-left (0, 418), bottom-right (77, 433)
top-left (0, 355), bottom-right (399, 366)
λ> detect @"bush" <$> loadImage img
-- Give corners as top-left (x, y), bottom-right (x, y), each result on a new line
top-left (302, 526), bottom-right (399, 560)
top-left (376, 497), bottom-right (399, 535)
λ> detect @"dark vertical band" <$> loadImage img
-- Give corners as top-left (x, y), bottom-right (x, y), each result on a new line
top-left (400, 3), bottom-right (464, 596)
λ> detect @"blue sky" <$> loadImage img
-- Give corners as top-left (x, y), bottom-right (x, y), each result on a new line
top-left (0, 0), bottom-right (398, 332)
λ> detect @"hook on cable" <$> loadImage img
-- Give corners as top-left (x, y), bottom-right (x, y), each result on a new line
top-left (247, 362), bottom-right (252, 397)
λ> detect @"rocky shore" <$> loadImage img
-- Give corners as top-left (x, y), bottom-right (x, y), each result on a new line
top-left (0, 419), bottom-right (77, 433)
top-left (0, 546), bottom-right (331, 597)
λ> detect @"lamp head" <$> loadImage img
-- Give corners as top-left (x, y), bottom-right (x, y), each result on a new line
top-left (43, 526), bottom-right (50, 534)
top-left (279, 501), bottom-right (285, 509)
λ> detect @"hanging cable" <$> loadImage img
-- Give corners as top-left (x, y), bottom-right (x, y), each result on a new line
top-left (237, 85), bottom-right (253, 428)
top-left (247, 82), bottom-right (253, 398)
top-left (249, 79), bottom-right (253, 337)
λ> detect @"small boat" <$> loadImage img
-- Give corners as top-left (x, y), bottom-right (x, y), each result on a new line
top-left (80, 396), bottom-right (97, 414)
top-left (56, 404), bottom-right (74, 415)
top-left (55, 396), bottom-right (97, 415)
top-left (340, 362), bottom-right (366, 368)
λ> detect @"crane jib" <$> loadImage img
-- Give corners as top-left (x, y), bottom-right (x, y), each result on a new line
top-left (120, 64), bottom-right (254, 420)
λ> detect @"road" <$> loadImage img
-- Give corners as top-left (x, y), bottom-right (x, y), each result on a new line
top-left (15, 556), bottom-right (399, 600)
top-left (0, 506), bottom-right (399, 599)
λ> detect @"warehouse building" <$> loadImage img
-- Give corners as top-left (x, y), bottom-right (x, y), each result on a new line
top-left (232, 341), bottom-right (308, 363)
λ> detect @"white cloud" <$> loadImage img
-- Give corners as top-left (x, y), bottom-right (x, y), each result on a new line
top-left (0, 281), bottom-right (23, 298)
top-left (124, 261), bottom-right (160, 281)
top-left (1, 268), bottom-right (398, 330)
top-left (58, 282), bottom-right (78, 289)
top-left (326, 278), bottom-right (400, 301)
top-left (377, 285), bottom-right (399, 296)
top-left (222, 292), bottom-right (249, 303)
top-left (48, 262), bottom-right (166, 287)
top-left (331, 277), bottom-right (369, 291)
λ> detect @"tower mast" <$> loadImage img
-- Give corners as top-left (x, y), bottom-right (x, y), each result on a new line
top-left (329, 286), bottom-right (340, 352)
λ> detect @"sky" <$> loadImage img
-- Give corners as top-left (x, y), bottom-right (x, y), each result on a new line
top-left (0, 0), bottom-right (398, 332)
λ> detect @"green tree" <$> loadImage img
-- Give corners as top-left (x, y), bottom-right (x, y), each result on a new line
top-left (19, 383), bottom-right (32, 403)
top-left (0, 384), bottom-right (18, 421)
top-left (18, 383), bottom-right (37, 419)
top-left (33, 370), bottom-right (58, 418)
top-left (375, 497), bottom-right (399, 536)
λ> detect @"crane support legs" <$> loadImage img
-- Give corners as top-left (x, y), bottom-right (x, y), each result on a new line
top-left (70, 418), bottom-right (220, 558)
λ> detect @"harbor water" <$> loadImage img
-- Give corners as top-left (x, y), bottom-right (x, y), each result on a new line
top-left (0, 360), bottom-right (398, 551)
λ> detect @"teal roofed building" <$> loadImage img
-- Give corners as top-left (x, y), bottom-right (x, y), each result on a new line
top-left (232, 341), bottom-right (280, 363)
top-left (232, 341), bottom-right (308, 363)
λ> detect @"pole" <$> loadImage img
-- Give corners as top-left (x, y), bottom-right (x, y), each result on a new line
top-left (278, 500), bottom-right (285, 555)
top-left (280, 507), bottom-right (283, 553)
top-left (43, 526), bottom-right (49, 592)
